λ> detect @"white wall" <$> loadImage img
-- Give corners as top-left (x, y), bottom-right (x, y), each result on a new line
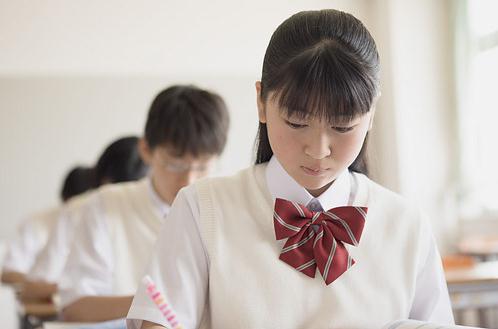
top-left (0, 0), bottom-right (369, 239)
top-left (0, 0), bottom-right (369, 76)
top-left (368, 0), bottom-right (459, 252)
top-left (1, 0), bottom-right (462, 254)
top-left (0, 76), bottom-right (259, 240)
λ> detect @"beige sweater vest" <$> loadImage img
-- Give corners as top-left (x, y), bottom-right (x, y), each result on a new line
top-left (195, 164), bottom-right (431, 329)
top-left (99, 179), bottom-right (164, 295)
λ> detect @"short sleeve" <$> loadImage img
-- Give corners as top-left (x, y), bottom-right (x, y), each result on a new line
top-left (409, 213), bottom-right (454, 324)
top-left (29, 206), bottom-right (76, 282)
top-left (126, 185), bottom-right (209, 329)
top-left (1, 207), bottom-right (58, 274)
top-left (58, 194), bottom-right (114, 308)
top-left (2, 216), bottom-right (40, 273)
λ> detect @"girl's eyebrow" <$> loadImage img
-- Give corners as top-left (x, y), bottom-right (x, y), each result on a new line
top-left (326, 121), bottom-right (358, 128)
top-left (330, 119), bottom-right (357, 126)
top-left (281, 111), bottom-right (311, 121)
top-left (286, 115), bottom-right (310, 122)
top-left (329, 115), bottom-right (363, 125)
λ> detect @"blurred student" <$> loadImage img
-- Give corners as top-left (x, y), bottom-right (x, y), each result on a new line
top-left (94, 136), bottom-right (149, 186)
top-left (1, 166), bottom-right (95, 286)
top-left (56, 85), bottom-right (229, 322)
top-left (61, 166), bottom-right (98, 201)
top-left (23, 136), bottom-right (148, 300)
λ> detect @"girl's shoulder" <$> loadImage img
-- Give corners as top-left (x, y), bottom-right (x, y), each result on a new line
top-left (96, 177), bottom-right (147, 195)
top-left (84, 178), bottom-right (149, 207)
top-left (194, 163), bottom-right (267, 189)
top-left (192, 163), bottom-right (270, 202)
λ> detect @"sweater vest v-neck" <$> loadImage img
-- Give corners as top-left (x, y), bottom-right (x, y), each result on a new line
top-left (195, 164), bottom-right (430, 329)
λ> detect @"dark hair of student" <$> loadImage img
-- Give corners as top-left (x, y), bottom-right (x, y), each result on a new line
top-left (255, 9), bottom-right (380, 175)
top-left (60, 166), bottom-right (97, 202)
top-left (144, 85), bottom-right (230, 157)
top-left (94, 136), bottom-right (148, 185)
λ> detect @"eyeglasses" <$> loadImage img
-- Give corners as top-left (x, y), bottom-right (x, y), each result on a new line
top-left (160, 160), bottom-right (213, 173)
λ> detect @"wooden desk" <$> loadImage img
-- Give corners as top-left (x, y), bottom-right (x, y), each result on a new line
top-left (458, 236), bottom-right (498, 261)
top-left (22, 301), bottom-right (57, 317)
top-left (19, 300), bottom-right (58, 329)
top-left (445, 260), bottom-right (498, 327)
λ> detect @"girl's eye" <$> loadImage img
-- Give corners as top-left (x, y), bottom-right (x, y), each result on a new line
top-left (332, 126), bottom-right (354, 133)
top-left (286, 121), bottom-right (307, 129)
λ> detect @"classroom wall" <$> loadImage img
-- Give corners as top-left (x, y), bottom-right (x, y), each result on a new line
top-left (0, 0), bottom-right (370, 77)
top-left (0, 76), bottom-right (259, 240)
top-left (0, 0), bottom-right (463, 254)
top-left (375, 0), bottom-right (459, 252)
top-left (0, 0), bottom-right (370, 239)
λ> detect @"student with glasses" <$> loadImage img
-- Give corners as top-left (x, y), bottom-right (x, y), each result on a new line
top-left (57, 85), bottom-right (230, 323)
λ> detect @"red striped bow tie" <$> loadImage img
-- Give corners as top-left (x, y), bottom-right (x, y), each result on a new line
top-left (273, 198), bottom-right (367, 285)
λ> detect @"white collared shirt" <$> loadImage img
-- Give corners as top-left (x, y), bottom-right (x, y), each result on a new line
top-left (29, 178), bottom-right (170, 284)
top-left (57, 178), bottom-right (170, 308)
top-left (265, 156), bottom-right (352, 211)
top-left (2, 206), bottom-right (60, 274)
top-left (127, 157), bottom-right (453, 328)
top-left (29, 192), bottom-right (94, 282)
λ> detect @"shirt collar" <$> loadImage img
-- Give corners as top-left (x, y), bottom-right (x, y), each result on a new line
top-left (146, 176), bottom-right (170, 218)
top-left (265, 156), bottom-right (351, 211)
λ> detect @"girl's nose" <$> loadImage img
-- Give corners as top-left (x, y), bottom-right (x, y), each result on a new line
top-left (304, 132), bottom-right (331, 160)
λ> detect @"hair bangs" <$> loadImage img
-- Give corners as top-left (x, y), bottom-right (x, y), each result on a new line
top-left (166, 103), bottom-right (225, 158)
top-left (269, 40), bottom-right (376, 124)
top-left (146, 85), bottom-right (229, 158)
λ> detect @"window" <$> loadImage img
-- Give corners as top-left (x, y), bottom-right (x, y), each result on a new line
top-left (457, 0), bottom-right (498, 219)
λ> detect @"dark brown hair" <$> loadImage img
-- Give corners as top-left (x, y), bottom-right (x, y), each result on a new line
top-left (145, 85), bottom-right (230, 157)
top-left (255, 10), bottom-right (380, 175)
top-left (94, 136), bottom-right (148, 185)
top-left (60, 166), bottom-right (96, 201)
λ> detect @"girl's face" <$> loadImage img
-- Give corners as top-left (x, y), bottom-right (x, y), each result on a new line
top-left (256, 82), bottom-right (376, 197)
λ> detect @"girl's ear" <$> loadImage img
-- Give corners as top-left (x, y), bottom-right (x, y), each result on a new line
top-left (138, 138), bottom-right (153, 165)
top-left (255, 81), bottom-right (267, 123)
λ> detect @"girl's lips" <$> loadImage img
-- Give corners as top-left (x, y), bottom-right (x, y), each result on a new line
top-left (301, 166), bottom-right (328, 176)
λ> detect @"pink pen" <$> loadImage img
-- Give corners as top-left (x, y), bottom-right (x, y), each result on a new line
top-left (143, 275), bottom-right (183, 329)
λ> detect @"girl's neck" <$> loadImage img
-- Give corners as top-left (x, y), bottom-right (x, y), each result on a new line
top-left (306, 181), bottom-right (334, 198)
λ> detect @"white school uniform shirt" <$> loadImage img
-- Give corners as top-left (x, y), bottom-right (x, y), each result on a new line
top-left (28, 192), bottom-right (94, 283)
top-left (2, 206), bottom-right (60, 274)
top-left (58, 178), bottom-right (169, 308)
top-left (127, 157), bottom-right (454, 329)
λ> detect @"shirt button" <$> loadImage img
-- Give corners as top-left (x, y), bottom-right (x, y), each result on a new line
top-left (307, 199), bottom-right (323, 212)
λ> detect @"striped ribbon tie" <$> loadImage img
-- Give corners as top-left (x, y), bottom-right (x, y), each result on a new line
top-left (273, 198), bottom-right (367, 285)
